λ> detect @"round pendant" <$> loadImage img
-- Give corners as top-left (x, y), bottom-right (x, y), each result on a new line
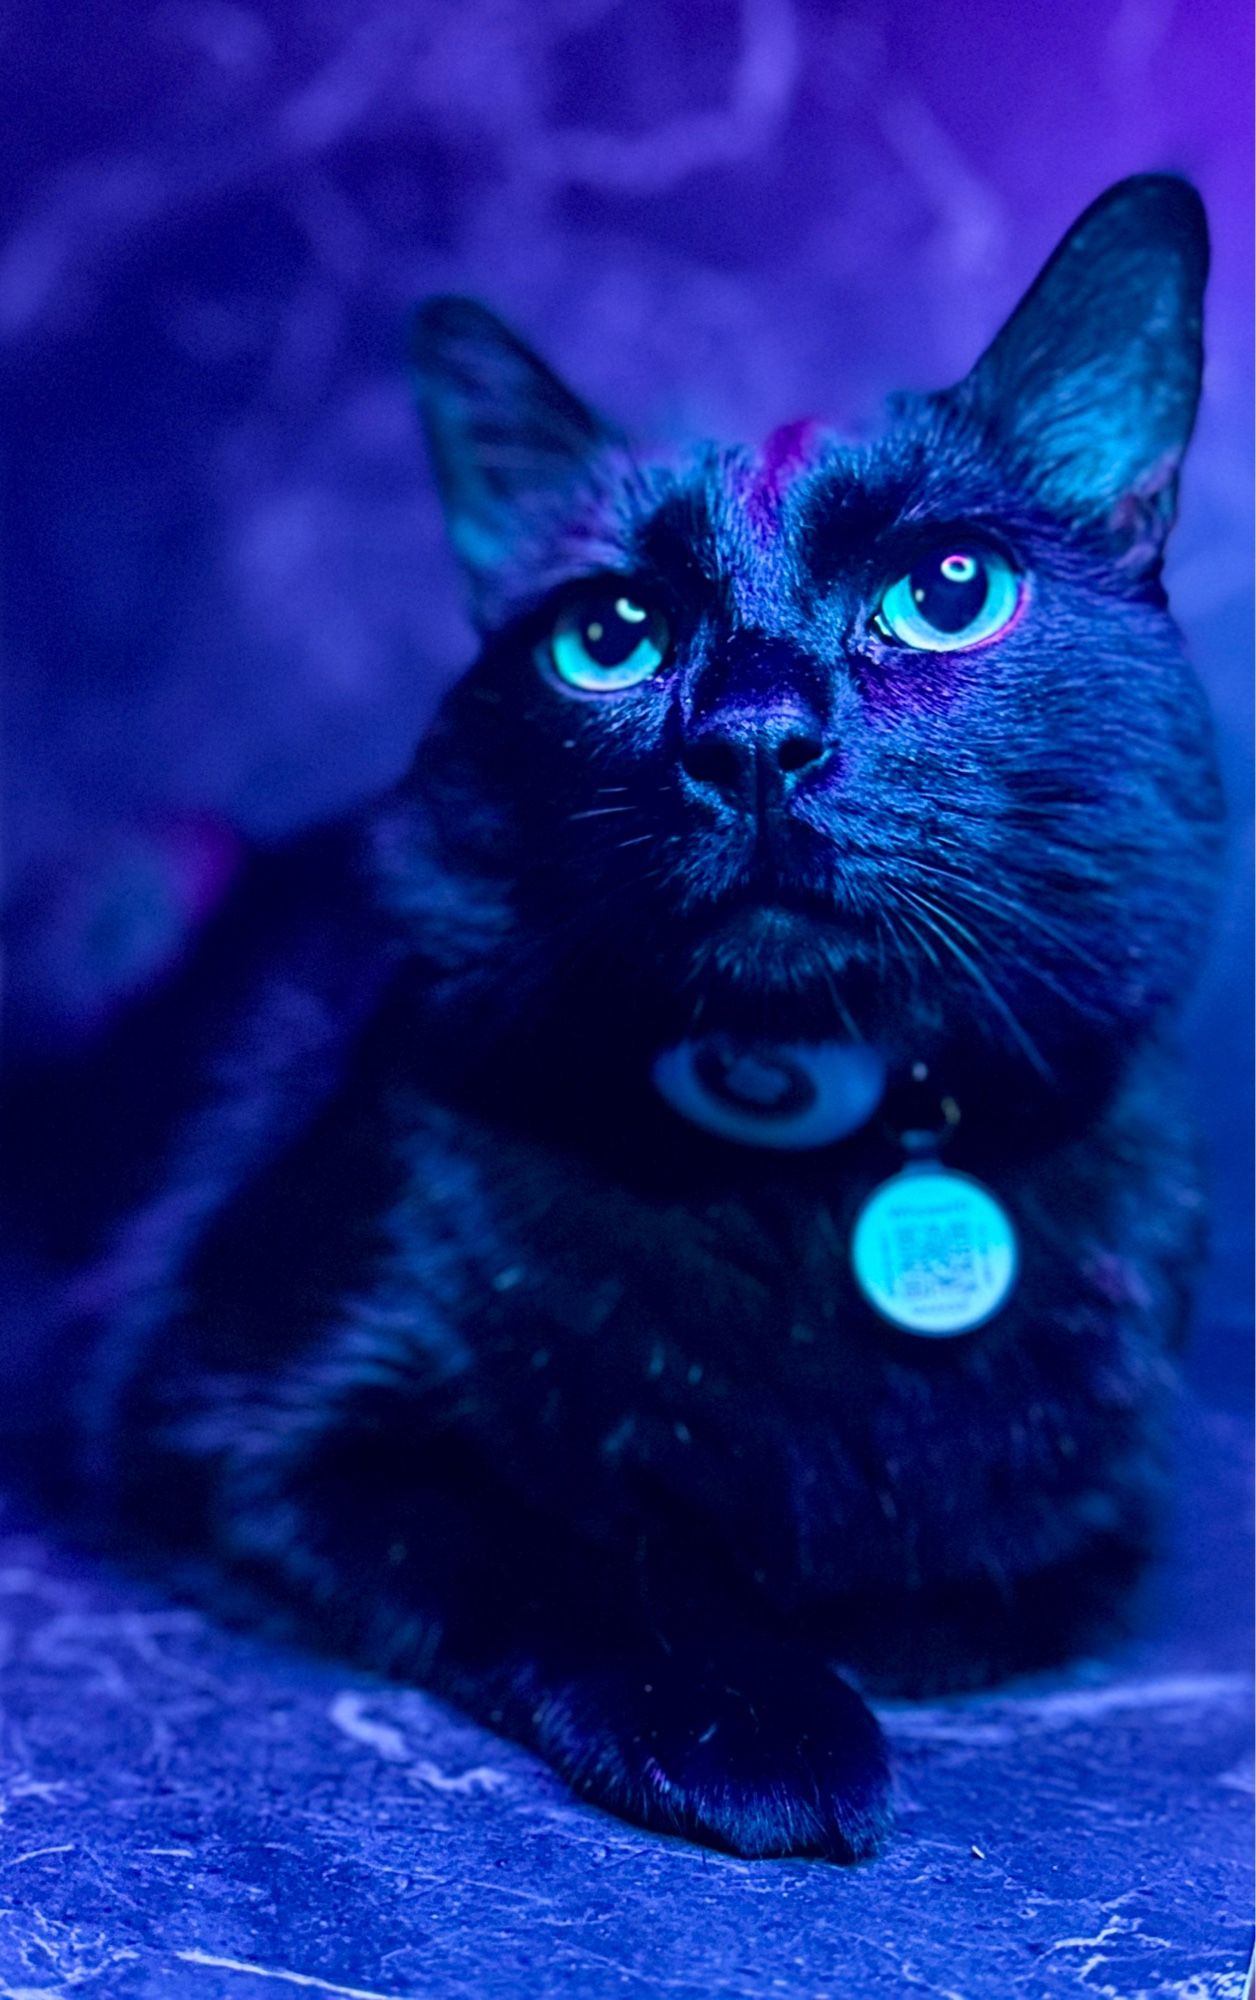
top-left (851, 1163), bottom-right (1018, 1337)
top-left (651, 1037), bottom-right (886, 1150)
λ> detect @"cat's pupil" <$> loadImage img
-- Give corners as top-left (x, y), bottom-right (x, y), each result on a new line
top-left (581, 596), bottom-right (646, 668)
top-left (910, 551), bottom-right (989, 632)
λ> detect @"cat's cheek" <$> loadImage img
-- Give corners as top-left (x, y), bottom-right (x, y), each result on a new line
top-left (853, 645), bottom-right (970, 712)
top-left (855, 580), bottom-right (1030, 694)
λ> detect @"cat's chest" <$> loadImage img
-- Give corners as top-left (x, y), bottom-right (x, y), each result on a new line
top-left (376, 1087), bottom-right (1178, 1599)
top-left (390, 1095), bottom-right (866, 1390)
top-left (385, 1098), bottom-right (1023, 1505)
top-left (384, 1088), bottom-right (1167, 1428)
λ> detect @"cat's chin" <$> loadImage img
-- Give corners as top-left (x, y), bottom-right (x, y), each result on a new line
top-left (676, 902), bottom-right (880, 1042)
top-left (696, 901), bottom-right (858, 980)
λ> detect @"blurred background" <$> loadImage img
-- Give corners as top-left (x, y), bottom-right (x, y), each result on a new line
top-left (3, 0), bottom-right (1251, 1393)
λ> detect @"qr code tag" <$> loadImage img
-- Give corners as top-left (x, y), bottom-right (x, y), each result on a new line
top-left (851, 1165), bottom-right (1018, 1337)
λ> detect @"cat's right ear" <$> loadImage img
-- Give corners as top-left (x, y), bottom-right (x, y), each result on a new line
top-left (413, 298), bottom-right (615, 607)
top-left (945, 175), bottom-right (1209, 570)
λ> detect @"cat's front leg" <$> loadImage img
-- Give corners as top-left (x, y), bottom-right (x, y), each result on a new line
top-left (215, 1379), bottom-right (891, 1862)
top-left (529, 1633), bottom-right (890, 1861)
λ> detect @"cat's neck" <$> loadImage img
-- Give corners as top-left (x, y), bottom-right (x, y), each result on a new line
top-left (390, 943), bottom-right (1131, 1189)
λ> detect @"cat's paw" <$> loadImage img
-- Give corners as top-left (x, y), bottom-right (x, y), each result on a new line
top-left (532, 1638), bottom-right (891, 1861)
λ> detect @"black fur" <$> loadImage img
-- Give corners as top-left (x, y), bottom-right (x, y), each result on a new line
top-left (8, 176), bottom-right (1223, 1861)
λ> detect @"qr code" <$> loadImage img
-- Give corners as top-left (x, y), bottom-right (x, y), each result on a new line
top-left (893, 1217), bottom-right (978, 1301)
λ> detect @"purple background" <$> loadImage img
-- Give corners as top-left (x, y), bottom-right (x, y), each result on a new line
top-left (4, 0), bottom-right (1252, 1370)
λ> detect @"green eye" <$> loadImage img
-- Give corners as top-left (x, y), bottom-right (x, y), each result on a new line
top-left (545, 588), bottom-right (670, 693)
top-left (874, 546), bottom-right (1022, 652)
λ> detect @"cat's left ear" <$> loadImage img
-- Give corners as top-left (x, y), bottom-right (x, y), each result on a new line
top-left (949, 175), bottom-right (1208, 567)
top-left (414, 297), bottom-right (618, 604)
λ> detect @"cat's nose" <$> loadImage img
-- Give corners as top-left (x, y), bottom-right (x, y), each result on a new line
top-left (680, 708), bottom-right (831, 812)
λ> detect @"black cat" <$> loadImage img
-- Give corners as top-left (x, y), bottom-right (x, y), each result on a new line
top-left (10, 175), bottom-right (1223, 1861)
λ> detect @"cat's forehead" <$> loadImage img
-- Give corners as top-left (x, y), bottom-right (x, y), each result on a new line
top-left (636, 422), bottom-right (932, 624)
top-left (744, 419), bottom-right (827, 529)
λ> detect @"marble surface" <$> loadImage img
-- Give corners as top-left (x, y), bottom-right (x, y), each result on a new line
top-left (0, 1396), bottom-right (1249, 2000)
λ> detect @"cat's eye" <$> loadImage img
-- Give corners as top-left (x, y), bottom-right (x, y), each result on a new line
top-left (873, 546), bottom-right (1021, 652)
top-left (544, 587), bottom-right (670, 694)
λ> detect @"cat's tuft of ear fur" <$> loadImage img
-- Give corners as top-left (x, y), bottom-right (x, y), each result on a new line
top-left (949, 174), bottom-right (1209, 566)
top-left (413, 297), bottom-right (615, 599)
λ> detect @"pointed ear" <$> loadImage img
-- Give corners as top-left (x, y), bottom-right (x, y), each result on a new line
top-left (413, 297), bottom-right (616, 596)
top-left (949, 175), bottom-right (1208, 566)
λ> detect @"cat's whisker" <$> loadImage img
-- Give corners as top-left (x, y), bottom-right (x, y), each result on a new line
top-left (898, 858), bottom-right (1110, 977)
top-left (892, 902), bottom-right (943, 975)
top-left (912, 844), bottom-right (1112, 936)
top-left (889, 881), bottom-right (1053, 1080)
top-left (894, 865), bottom-right (1113, 1023)
top-left (875, 904), bottom-right (925, 1000)
top-left (816, 960), bottom-right (863, 1043)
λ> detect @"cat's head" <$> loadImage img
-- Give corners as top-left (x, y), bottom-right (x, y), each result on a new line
top-left (385, 175), bottom-right (1222, 1101)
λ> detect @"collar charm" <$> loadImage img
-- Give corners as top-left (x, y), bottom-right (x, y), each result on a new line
top-left (651, 1037), bottom-right (886, 1150)
top-left (851, 1159), bottom-right (1018, 1338)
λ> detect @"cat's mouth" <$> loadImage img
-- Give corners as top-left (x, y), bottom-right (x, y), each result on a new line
top-left (672, 886), bottom-right (876, 1035)
top-left (713, 899), bottom-right (839, 954)
top-left (701, 882), bottom-right (860, 951)
top-left (669, 939), bottom-right (913, 1076)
